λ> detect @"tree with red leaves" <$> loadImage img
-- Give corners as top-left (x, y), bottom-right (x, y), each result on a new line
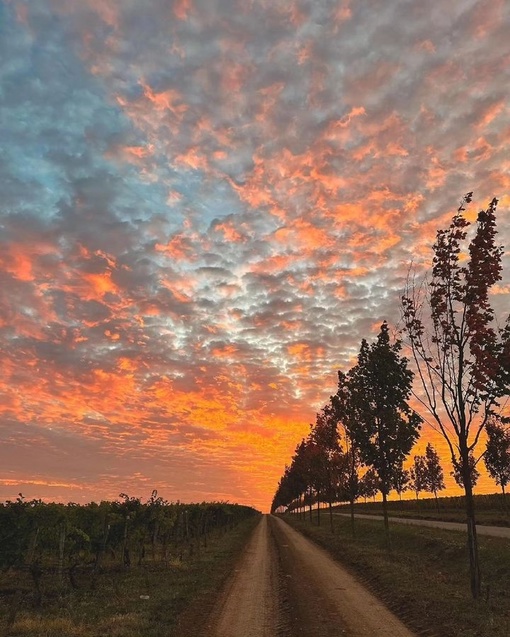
top-left (401, 194), bottom-right (510, 598)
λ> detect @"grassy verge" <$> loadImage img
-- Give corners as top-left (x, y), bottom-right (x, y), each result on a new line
top-left (0, 515), bottom-right (260, 637)
top-left (333, 505), bottom-right (510, 527)
top-left (282, 513), bottom-right (510, 637)
top-left (332, 493), bottom-right (510, 527)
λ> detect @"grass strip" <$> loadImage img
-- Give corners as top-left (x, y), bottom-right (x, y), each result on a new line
top-left (282, 514), bottom-right (510, 637)
top-left (333, 493), bottom-right (510, 527)
top-left (333, 505), bottom-right (510, 527)
top-left (333, 506), bottom-right (510, 527)
top-left (1, 515), bottom-right (260, 637)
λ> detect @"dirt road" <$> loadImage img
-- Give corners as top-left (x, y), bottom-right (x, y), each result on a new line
top-left (209, 515), bottom-right (415, 637)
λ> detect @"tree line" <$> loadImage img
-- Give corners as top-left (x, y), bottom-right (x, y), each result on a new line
top-left (271, 195), bottom-right (510, 598)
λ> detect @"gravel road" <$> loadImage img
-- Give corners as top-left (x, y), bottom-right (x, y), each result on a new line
top-left (209, 515), bottom-right (415, 637)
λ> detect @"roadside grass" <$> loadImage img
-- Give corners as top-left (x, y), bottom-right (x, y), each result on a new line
top-left (282, 514), bottom-right (510, 637)
top-left (333, 493), bottom-right (510, 527)
top-left (335, 506), bottom-right (510, 527)
top-left (0, 515), bottom-right (260, 637)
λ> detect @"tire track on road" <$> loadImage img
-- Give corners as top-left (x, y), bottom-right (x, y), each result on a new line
top-left (209, 515), bottom-right (416, 637)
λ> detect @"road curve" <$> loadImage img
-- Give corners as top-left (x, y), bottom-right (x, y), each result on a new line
top-left (334, 513), bottom-right (510, 538)
top-left (209, 514), bottom-right (416, 637)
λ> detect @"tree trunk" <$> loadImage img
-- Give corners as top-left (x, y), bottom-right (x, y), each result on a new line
top-left (308, 488), bottom-right (313, 523)
top-left (58, 523), bottom-right (66, 588)
top-left (316, 498), bottom-right (321, 526)
top-left (462, 449), bottom-right (481, 598)
top-left (349, 498), bottom-right (355, 536)
top-left (381, 490), bottom-right (390, 548)
top-left (122, 517), bottom-right (130, 567)
top-left (328, 498), bottom-right (334, 533)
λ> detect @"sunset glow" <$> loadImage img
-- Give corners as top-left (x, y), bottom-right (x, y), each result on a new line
top-left (1, 0), bottom-right (510, 511)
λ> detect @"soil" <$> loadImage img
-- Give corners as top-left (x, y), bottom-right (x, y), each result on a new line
top-left (207, 515), bottom-right (416, 637)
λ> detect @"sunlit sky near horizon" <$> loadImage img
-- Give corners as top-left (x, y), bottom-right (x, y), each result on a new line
top-left (1, 0), bottom-right (510, 512)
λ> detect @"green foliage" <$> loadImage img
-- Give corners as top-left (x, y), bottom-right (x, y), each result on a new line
top-left (0, 507), bottom-right (259, 637)
top-left (345, 321), bottom-right (422, 497)
top-left (0, 494), bottom-right (258, 576)
top-left (272, 323), bottom-right (421, 523)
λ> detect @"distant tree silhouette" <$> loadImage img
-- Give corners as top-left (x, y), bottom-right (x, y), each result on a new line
top-left (359, 468), bottom-right (379, 502)
top-left (392, 464), bottom-right (411, 500)
top-left (422, 443), bottom-right (445, 509)
top-left (409, 454), bottom-right (427, 500)
top-left (484, 417), bottom-right (510, 502)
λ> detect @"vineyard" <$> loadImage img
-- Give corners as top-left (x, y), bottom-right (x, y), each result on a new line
top-left (0, 492), bottom-right (259, 636)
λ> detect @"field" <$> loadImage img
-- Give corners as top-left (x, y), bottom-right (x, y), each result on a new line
top-left (0, 497), bottom-right (260, 637)
top-left (3, 493), bottom-right (509, 637)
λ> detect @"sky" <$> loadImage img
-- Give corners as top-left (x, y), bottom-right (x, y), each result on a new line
top-left (1, 0), bottom-right (509, 512)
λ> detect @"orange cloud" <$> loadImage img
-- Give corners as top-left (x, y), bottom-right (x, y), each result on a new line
top-left (173, 0), bottom-right (192, 21)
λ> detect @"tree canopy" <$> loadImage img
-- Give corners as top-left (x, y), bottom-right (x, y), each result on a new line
top-left (344, 321), bottom-right (422, 533)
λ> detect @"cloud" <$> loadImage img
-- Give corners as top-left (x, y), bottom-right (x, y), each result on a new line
top-left (1, 0), bottom-right (509, 509)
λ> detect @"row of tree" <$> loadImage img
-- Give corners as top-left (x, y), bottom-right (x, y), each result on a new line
top-left (272, 195), bottom-right (510, 598)
top-left (271, 320), bottom-right (422, 535)
top-left (272, 405), bottom-right (509, 513)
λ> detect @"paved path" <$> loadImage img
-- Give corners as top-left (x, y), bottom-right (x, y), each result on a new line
top-left (335, 512), bottom-right (510, 538)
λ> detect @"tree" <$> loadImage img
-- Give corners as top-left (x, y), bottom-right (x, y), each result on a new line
top-left (289, 436), bottom-right (325, 522)
top-left (271, 441), bottom-right (309, 516)
top-left (422, 443), bottom-right (445, 508)
top-left (359, 468), bottom-right (379, 502)
top-left (310, 405), bottom-right (342, 531)
top-left (402, 194), bottom-right (510, 597)
top-left (484, 417), bottom-right (510, 501)
top-left (332, 372), bottom-right (363, 532)
top-left (344, 322), bottom-right (422, 538)
top-left (451, 453), bottom-right (480, 490)
top-left (409, 455), bottom-right (427, 500)
top-left (392, 464), bottom-right (410, 500)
